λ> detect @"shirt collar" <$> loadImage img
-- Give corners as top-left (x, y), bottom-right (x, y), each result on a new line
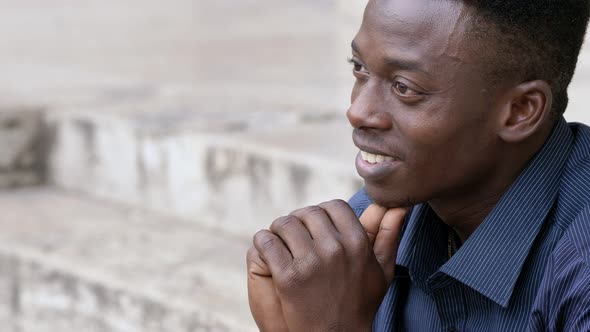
top-left (396, 117), bottom-right (574, 308)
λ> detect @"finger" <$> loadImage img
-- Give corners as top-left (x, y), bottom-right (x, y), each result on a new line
top-left (319, 199), bottom-right (366, 236)
top-left (253, 230), bottom-right (293, 276)
top-left (246, 247), bottom-right (290, 332)
top-left (247, 246), bottom-right (271, 278)
top-left (373, 208), bottom-right (408, 283)
top-left (289, 205), bottom-right (339, 240)
top-left (269, 215), bottom-right (314, 258)
top-left (359, 204), bottom-right (388, 246)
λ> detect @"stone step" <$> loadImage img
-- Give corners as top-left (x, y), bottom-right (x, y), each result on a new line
top-left (44, 96), bottom-right (362, 238)
top-left (0, 103), bottom-right (46, 189)
top-left (0, 188), bottom-right (256, 332)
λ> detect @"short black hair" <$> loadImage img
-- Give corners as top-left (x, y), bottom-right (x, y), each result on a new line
top-left (460, 0), bottom-right (590, 115)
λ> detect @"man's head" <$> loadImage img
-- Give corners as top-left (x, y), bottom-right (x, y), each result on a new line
top-left (460, 0), bottom-right (590, 116)
top-left (348, 0), bottom-right (589, 208)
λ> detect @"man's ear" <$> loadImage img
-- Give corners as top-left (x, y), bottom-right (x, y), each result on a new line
top-left (497, 80), bottom-right (553, 143)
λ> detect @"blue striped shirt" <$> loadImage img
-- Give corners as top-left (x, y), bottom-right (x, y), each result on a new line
top-left (349, 117), bottom-right (590, 331)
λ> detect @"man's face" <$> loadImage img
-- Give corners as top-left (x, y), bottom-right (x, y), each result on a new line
top-left (348, 0), bottom-right (502, 207)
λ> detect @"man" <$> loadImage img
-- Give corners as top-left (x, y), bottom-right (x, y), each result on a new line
top-left (247, 0), bottom-right (590, 330)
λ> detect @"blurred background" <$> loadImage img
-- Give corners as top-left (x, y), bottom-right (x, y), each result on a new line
top-left (0, 1), bottom-right (588, 331)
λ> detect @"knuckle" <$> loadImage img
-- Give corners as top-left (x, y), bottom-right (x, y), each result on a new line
top-left (379, 224), bottom-right (397, 233)
top-left (321, 240), bottom-right (346, 257)
top-left (261, 236), bottom-right (279, 251)
top-left (327, 199), bottom-right (348, 207)
top-left (253, 230), bottom-right (278, 252)
top-left (275, 254), bottom-right (327, 295)
top-left (301, 205), bottom-right (326, 217)
top-left (374, 250), bottom-right (393, 267)
top-left (252, 230), bottom-right (266, 244)
top-left (276, 260), bottom-right (314, 290)
top-left (321, 199), bottom-right (358, 221)
top-left (348, 232), bottom-right (370, 254)
top-left (271, 215), bottom-right (298, 232)
top-left (293, 205), bottom-right (326, 219)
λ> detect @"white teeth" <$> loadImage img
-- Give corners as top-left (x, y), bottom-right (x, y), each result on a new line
top-left (360, 150), bottom-right (394, 164)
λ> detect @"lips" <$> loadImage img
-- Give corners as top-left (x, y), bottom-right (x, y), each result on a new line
top-left (360, 150), bottom-right (395, 164)
top-left (355, 150), bottom-right (402, 181)
top-left (353, 132), bottom-right (402, 159)
top-left (354, 142), bottom-right (402, 163)
top-left (353, 134), bottom-right (403, 180)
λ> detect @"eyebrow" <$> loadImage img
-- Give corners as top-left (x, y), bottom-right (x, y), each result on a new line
top-left (351, 40), bottom-right (432, 77)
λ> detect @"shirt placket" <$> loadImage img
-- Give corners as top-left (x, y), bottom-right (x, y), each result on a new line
top-left (428, 274), bottom-right (467, 332)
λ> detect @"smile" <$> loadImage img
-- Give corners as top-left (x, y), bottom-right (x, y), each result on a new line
top-left (360, 150), bottom-right (396, 164)
top-left (356, 150), bottom-right (402, 181)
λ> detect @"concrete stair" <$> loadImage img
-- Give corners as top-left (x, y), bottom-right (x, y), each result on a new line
top-left (0, 83), bottom-right (362, 330)
top-left (43, 93), bottom-right (361, 238)
top-left (0, 94), bottom-right (361, 331)
top-left (0, 1), bottom-right (366, 329)
top-left (0, 188), bottom-right (256, 332)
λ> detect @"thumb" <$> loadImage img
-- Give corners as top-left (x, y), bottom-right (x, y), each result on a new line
top-left (373, 208), bottom-right (407, 283)
top-left (359, 204), bottom-right (389, 246)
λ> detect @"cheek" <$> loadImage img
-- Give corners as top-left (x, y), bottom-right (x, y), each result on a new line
top-left (400, 107), bottom-right (496, 187)
top-left (395, 106), bottom-right (454, 159)
top-left (394, 99), bottom-right (488, 171)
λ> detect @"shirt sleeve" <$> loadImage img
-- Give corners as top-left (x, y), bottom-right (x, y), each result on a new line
top-left (529, 233), bottom-right (590, 332)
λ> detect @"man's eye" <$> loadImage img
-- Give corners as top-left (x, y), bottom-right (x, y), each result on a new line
top-left (393, 81), bottom-right (420, 97)
top-left (348, 58), bottom-right (369, 76)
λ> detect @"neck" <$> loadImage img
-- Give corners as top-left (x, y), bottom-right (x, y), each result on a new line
top-left (430, 135), bottom-right (553, 242)
top-left (430, 191), bottom-right (506, 243)
top-left (429, 117), bottom-right (560, 242)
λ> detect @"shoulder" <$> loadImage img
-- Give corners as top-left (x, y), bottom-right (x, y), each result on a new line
top-left (567, 122), bottom-right (590, 171)
top-left (547, 203), bottom-right (590, 286)
top-left (558, 203), bottom-right (590, 272)
top-left (530, 205), bottom-right (590, 331)
top-left (553, 122), bottom-right (590, 228)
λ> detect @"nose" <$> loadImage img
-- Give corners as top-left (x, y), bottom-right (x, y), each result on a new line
top-left (346, 85), bottom-right (393, 130)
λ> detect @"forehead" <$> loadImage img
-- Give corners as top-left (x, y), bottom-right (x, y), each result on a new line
top-left (356, 0), bottom-right (473, 69)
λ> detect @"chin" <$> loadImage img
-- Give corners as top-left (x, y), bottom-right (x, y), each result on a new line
top-left (364, 183), bottom-right (417, 208)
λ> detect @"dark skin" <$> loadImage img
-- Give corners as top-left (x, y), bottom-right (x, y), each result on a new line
top-left (247, 0), bottom-right (557, 330)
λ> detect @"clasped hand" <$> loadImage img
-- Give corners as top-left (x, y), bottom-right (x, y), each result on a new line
top-left (247, 200), bottom-right (407, 332)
